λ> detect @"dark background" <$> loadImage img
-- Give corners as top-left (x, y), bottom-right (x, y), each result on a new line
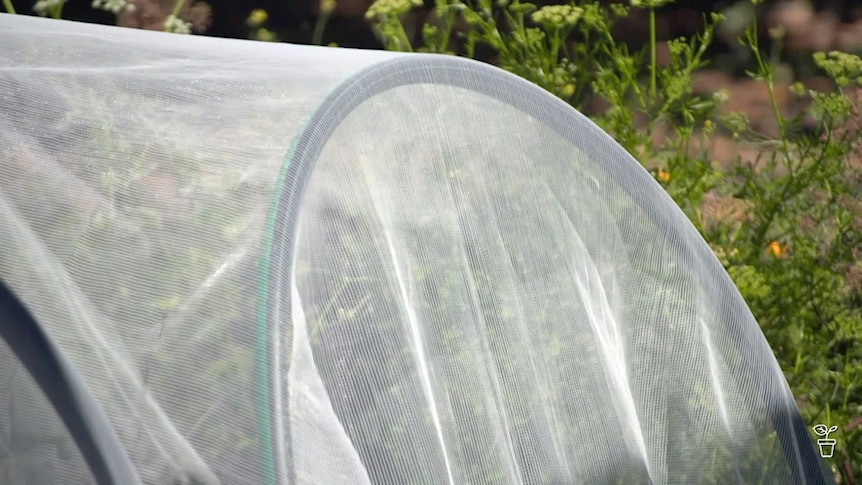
top-left (20, 0), bottom-right (862, 54)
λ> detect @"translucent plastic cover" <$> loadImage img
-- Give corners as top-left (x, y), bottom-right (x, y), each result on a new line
top-left (0, 13), bottom-right (830, 485)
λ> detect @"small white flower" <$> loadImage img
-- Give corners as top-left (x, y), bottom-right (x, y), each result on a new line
top-left (92, 0), bottom-right (135, 14)
top-left (163, 14), bottom-right (192, 35)
top-left (33, 0), bottom-right (63, 16)
top-left (712, 89), bottom-right (730, 104)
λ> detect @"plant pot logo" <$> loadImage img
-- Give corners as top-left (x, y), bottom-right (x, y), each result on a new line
top-left (812, 424), bottom-right (838, 458)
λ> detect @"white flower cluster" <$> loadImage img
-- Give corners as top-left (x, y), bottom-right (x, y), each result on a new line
top-left (91, 0), bottom-right (136, 14)
top-left (32, 0), bottom-right (63, 16)
top-left (365, 0), bottom-right (422, 21)
top-left (163, 14), bottom-right (192, 35)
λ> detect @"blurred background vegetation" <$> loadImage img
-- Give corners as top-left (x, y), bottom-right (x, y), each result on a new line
top-left (2, 0), bottom-right (861, 483)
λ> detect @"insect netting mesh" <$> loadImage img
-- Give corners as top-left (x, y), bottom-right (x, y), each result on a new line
top-left (0, 13), bottom-right (830, 485)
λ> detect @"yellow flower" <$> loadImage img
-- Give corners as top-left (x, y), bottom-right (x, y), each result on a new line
top-left (559, 83), bottom-right (575, 98)
top-left (790, 82), bottom-right (807, 97)
top-left (656, 168), bottom-right (670, 183)
top-left (247, 8), bottom-right (269, 28)
top-left (321, 0), bottom-right (337, 16)
top-left (768, 241), bottom-right (786, 258)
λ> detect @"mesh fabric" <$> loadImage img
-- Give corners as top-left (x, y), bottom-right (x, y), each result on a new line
top-left (0, 14), bottom-right (829, 485)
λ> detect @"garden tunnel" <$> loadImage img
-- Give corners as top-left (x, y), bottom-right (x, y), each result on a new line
top-left (0, 13), bottom-right (834, 485)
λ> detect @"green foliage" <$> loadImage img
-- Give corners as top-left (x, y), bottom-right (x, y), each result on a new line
top-left (368, 0), bottom-right (862, 481)
top-left (727, 265), bottom-right (770, 301)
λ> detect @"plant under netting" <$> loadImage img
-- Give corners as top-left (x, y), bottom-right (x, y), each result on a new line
top-left (0, 12), bottom-right (832, 485)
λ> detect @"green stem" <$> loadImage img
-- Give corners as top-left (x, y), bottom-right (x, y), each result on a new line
top-left (312, 12), bottom-right (331, 46)
top-left (751, 128), bottom-right (832, 250)
top-left (603, 31), bottom-right (643, 103)
top-left (2, 0), bottom-right (14, 14)
top-left (748, 10), bottom-right (791, 166)
top-left (397, 21), bottom-right (413, 52)
top-left (171, 0), bottom-right (186, 17)
top-left (437, 7), bottom-right (455, 53)
top-left (688, 201), bottom-right (705, 234)
top-left (308, 277), bottom-right (351, 340)
top-left (48, 1), bottom-right (63, 19)
top-left (551, 30), bottom-right (561, 68)
top-left (649, 7), bottom-right (657, 101)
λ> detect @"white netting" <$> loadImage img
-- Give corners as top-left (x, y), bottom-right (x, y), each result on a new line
top-left (0, 13), bottom-right (828, 485)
